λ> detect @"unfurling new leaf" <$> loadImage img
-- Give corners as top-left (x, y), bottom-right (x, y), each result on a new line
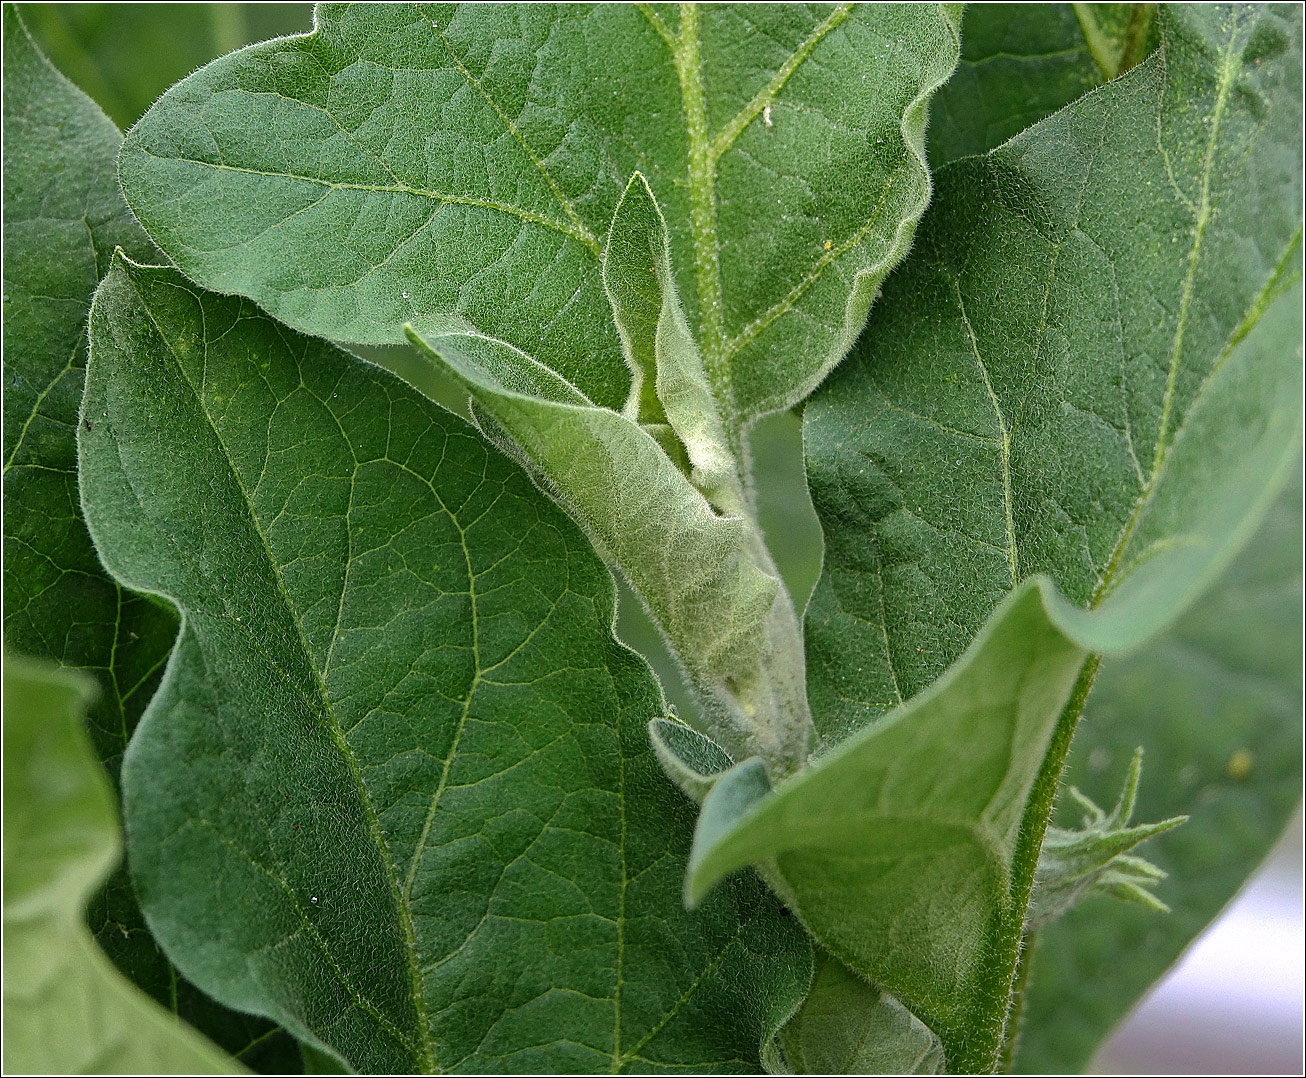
top-left (1027, 750), bottom-right (1186, 927)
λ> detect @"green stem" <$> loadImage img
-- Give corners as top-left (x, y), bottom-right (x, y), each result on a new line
top-left (998, 936), bottom-right (1035, 1073)
top-left (943, 653), bottom-right (1101, 1073)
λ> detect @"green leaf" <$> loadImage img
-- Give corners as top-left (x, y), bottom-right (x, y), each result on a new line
top-left (19, 2), bottom-right (312, 130)
top-left (2, 653), bottom-right (244, 1075)
top-left (405, 324), bottom-right (802, 773)
top-left (80, 255), bottom-right (809, 1073)
top-left (1, 9), bottom-right (300, 1068)
top-left (692, 250), bottom-right (1303, 1074)
top-left (928, 3), bottom-right (1157, 166)
top-left (804, 2), bottom-right (1303, 747)
top-left (117, 2), bottom-right (961, 428)
top-left (689, 577), bottom-right (1093, 1071)
top-left (736, 4), bottom-right (1303, 1067)
top-left (1014, 477), bottom-right (1304, 1073)
top-left (770, 953), bottom-right (944, 1075)
top-left (2, 0), bottom-right (170, 797)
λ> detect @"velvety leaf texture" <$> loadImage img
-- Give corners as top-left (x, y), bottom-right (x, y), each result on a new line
top-left (805, 2), bottom-right (1303, 745)
top-left (117, 2), bottom-right (961, 426)
top-left (2, 655), bottom-right (243, 1075)
top-left (1, 9), bottom-right (300, 1069)
top-left (772, 953), bottom-right (943, 1075)
top-left (81, 256), bottom-right (809, 1074)
top-left (1014, 478), bottom-right (1304, 1073)
top-left (683, 4), bottom-right (1303, 1069)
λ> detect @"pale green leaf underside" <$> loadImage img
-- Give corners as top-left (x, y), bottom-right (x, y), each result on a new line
top-left (771, 953), bottom-right (943, 1075)
top-left (2, 655), bottom-right (243, 1075)
top-left (405, 325), bottom-right (807, 773)
top-left (805, 2), bottom-right (1303, 745)
top-left (118, 1), bottom-right (960, 424)
top-left (81, 257), bottom-right (808, 1074)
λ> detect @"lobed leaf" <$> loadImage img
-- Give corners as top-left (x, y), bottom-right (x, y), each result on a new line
top-left (117, 2), bottom-right (961, 427)
top-left (80, 255), bottom-right (809, 1073)
top-left (2, 654), bottom-right (243, 1074)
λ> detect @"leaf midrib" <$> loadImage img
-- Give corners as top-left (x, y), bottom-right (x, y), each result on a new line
top-left (122, 269), bottom-right (439, 1073)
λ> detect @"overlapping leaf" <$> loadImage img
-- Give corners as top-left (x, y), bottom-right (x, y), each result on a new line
top-left (118, 2), bottom-right (960, 426)
top-left (928, 2), bottom-right (1157, 166)
top-left (1, 9), bottom-right (299, 1068)
top-left (688, 5), bottom-right (1301, 1070)
top-left (406, 173), bottom-right (808, 775)
top-left (805, 2), bottom-right (1303, 744)
top-left (81, 256), bottom-right (809, 1073)
top-left (2, 654), bottom-right (242, 1074)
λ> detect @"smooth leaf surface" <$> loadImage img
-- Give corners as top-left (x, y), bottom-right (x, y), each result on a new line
top-left (118, 2), bottom-right (961, 427)
top-left (1, 10), bottom-right (299, 1068)
top-left (1014, 477), bottom-right (1304, 1073)
top-left (805, 2), bottom-right (1303, 745)
top-left (928, 3), bottom-right (1157, 166)
top-left (81, 256), bottom-right (809, 1074)
top-left (20, 2), bottom-right (312, 130)
top-left (2, 654), bottom-right (243, 1075)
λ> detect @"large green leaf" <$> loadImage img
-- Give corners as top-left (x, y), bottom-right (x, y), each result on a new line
top-left (1, 9), bottom-right (300, 1069)
top-left (928, 3), bottom-right (1157, 166)
top-left (20, 2), bottom-right (312, 130)
top-left (117, 2), bottom-right (960, 429)
top-left (1014, 477), bottom-right (1304, 1073)
top-left (81, 255), bottom-right (809, 1074)
top-left (805, 2), bottom-right (1303, 746)
top-left (690, 6), bottom-right (1301, 1067)
top-left (2, 654), bottom-right (242, 1074)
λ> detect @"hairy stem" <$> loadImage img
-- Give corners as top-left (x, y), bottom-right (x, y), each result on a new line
top-left (946, 653), bottom-right (1101, 1073)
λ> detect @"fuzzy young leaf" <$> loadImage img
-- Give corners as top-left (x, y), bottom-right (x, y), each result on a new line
top-left (117, 2), bottom-right (961, 427)
top-left (2, 655), bottom-right (243, 1075)
top-left (1027, 749), bottom-right (1186, 928)
top-left (404, 326), bottom-right (802, 772)
top-left (81, 256), bottom-right (809, 1074)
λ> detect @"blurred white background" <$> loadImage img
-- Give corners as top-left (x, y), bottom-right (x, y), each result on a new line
top-left (1094, 813), bottom-right (1304, 1074)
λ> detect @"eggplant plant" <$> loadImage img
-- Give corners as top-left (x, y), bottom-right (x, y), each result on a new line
top-left (3, 2), bottom-right (1301, 1074)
